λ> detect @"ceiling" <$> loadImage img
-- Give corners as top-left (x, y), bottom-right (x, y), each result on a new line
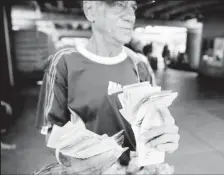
top-left (13, 0), bottom-right (224, 21)
top-left (136, 0), bottom-right (224, 21)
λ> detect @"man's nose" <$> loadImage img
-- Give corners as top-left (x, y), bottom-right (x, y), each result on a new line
top-left (122, 9), bottom-right (136, 23)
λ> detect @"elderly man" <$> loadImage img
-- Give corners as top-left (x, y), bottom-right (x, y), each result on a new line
top-left (36, 1), bottom-right (179, 174)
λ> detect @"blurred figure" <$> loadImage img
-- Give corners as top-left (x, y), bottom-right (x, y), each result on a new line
top-left (1, 101), bottom-right (12, 133)
top-left (162, 44), bottom-right (170, 70)
top-left (1, 142), bottom-right (16, 150)
top-left (143, 43), bottom-right (158, 70)
top-left (1, 100), bottom-right (16, 150)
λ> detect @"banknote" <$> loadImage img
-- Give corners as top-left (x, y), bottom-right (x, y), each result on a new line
top-left (67, 148), bottom-right (125, 174)
top-left (50, 121), bottom-right (128, 172)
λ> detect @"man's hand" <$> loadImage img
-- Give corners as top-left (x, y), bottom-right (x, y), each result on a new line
top-left (127, 152), bottom-right (174, 175)
top-left (140, 107), bottom-right (180, 154)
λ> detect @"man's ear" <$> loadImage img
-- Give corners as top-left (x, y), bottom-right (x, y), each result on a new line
top-left (83, 1), bottom-right (97, 23)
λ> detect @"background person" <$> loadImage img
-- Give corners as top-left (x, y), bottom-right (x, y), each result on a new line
top-left (162, 44), bottom-right (171, 70)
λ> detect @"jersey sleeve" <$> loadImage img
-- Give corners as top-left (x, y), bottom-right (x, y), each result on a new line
top-left (36, 51), bottom-right (70, 134)
top-left (47, 54), bottom-right (69, 126)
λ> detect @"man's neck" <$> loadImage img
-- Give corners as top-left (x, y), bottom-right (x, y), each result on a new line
top-left (86, 32), bottom-right (122, 57)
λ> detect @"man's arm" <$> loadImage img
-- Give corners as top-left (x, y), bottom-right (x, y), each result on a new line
top-left (36, 51), bottom-right (70, 144)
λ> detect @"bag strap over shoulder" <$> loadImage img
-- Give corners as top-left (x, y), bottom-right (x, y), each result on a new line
top-left (123, 46), bottom-right (141, 82)
top-left (123, 46), bottom-right (157, 86)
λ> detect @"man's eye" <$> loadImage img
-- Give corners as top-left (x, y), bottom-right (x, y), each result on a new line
top-left (114, 2), bottom-right (125, 8)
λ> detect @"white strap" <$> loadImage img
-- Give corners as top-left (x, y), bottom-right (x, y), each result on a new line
top-left (123, 46), bottom-right (140, 82)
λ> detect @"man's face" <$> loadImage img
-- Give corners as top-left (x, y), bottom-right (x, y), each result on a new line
top-left (94, 1), bottom-right (137, 45)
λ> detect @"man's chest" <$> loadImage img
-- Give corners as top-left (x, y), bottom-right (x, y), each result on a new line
top-left (67, 61), bottom-right (138, 110)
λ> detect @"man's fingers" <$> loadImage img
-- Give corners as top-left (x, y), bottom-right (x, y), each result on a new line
top-left (141, 164), bottom-right (174, 175)
top-left (141, 125), bottom-right (179, 143)
top-left (135, 165), bottom-right (157, 175)
top-left (126, 156), bottom-right (140, 174)
top-left (155, 142), bottom-right (179, 153)
top-left (149, 133), bottom-right (180, 147)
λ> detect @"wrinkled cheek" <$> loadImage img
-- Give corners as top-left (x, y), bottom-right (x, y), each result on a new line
top-left (107, 26), bottom-right (114, 35)
top-left (104, 21), bottom-right (116, 35)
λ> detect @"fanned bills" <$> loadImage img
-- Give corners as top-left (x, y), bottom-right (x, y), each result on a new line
top-left (47, 121), bottom-right (128, 174)
top-left (117, 82), bottom-right (178, 167)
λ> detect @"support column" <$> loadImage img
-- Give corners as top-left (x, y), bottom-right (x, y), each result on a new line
top-left (185, 19), bottom-right (203, 70)
top-left (0, 4), bottom-right (14, 102)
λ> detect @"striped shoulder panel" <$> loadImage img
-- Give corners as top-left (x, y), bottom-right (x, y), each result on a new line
top-left (48, 47), bottom-right (76, 73)
top-left (44, 47), bottom-right (77, 119)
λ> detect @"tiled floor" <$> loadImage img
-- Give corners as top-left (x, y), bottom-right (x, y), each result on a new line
top-left (1, 69), bottom-right (224, 174)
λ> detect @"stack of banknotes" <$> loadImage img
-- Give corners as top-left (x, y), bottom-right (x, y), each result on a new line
top-left (46, 81), bottom-right (178, 174)
top-left (118, 82), bottom-right (178, 167)
top-left (47, 121), bottom-right (128, 174)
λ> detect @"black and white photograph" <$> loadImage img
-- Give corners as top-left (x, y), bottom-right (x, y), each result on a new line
top-left (1, 0), bottom-right (224, 174)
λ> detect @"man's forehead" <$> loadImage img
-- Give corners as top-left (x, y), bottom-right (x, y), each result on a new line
top-left (83, 1), bottom-right (138, 9)
top-left (105, 0), bottom-right (137, 5)
top-left (83, 1), bottom-right (137, 5)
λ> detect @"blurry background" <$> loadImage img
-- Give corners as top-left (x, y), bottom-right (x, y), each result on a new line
top-left (1, 0), bottom-right (224, 174)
